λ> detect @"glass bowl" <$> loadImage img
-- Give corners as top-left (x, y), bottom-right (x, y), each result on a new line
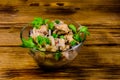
top-left (20, 18), bottom-right (86, 69)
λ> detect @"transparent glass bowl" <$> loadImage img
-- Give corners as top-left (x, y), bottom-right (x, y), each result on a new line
top-left (20, 18), bottom-right (86, 69)
top-left (29, 43), bottom-right (82, 69)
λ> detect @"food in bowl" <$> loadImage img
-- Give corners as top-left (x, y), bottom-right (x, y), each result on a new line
top-left (20, 17), bottom-right (90, 68)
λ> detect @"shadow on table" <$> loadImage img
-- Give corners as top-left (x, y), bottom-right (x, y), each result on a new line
top-left (2, 65), bottom-right (120, 80)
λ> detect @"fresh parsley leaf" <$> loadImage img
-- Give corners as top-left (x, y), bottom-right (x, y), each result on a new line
top-left (34, 17), bottom-right (43, 21)
top-left (54, 51), bottom-right (61, 61)
top-left (60, 35), bottom-right (64, 39)
top-left (52, 33), bottom-right (58, 38)
top-left (79, 26), bottom-right (90, 35)
top-left (68, 24), bottom-right (77, 33)
top-left (45, 37), bottom-right (51, 44)
top-left (43, 19), bottom-right (49, 24)
top-left (36, 36), bottom-right (46, 45)
top-left (21, 37), bottom-right (36, 48)
top-left (70, 40), bottom-right (77, 46)
top-left (55, 20), bottom-right (60, 24)
top-left (73, 34), bottom-right (82, 42)
top-left (31, 17), bottom-right (43, 29)
top-left (48, 22), bottom-right (54, 30)
top-left (31, 21), bottom-right (40, 29)
top-left (37, 36), bottom-right (51, 45)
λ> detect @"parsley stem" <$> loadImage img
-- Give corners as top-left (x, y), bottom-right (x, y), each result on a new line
top-left (82, 33), bottom-right (87, 42)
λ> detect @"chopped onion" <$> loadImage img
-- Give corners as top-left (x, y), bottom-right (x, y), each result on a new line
top-left (49, 30), bottom-right (51, 36)
top-left (49, 36), bottom-right (55, 46)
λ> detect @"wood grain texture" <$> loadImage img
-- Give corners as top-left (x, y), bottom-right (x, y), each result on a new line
top-left (0, 0), bottom-right (120, 80)
top-left (0, 46), bottom-right (120, 80)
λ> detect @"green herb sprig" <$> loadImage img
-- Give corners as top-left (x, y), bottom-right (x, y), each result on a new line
top-left (48, 22), bottom-right (54, 30)
top-left (37, 36), bottom-right (51, 45)
top-left (79, 26), bottom-right (90, 35)
top-left (43, 19), bottom-right (49, 24)
top-left (55, 20), bottom-right (60, 24)
top-left (73, 34), bottom-right (82, 42)
top-left (79, 26), bottom-right (90, 42)
top-left (32, 17), bottom-right (43, 29)
top-left (68, 24), bottom-right (77, 33)
top-left (60, 35), bottom-right (64, 39)
top-left (52, 33), bottom-right (58, 38)
top-left (70, 40), bottom-right (77, 46)
top-left (21, 37), bottom-right (36, 48)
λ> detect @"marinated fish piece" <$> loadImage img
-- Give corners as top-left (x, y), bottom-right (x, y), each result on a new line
top-left (55, 24), bottom-right (70, 34)
top-left (48, 36), bottom-right (55, 46)
top-left (58, 38), bottom-right (66, 51)
top-left (65, 34), bottom-right (74, 43)
top-left (38, 25), bottom-right (48, 35)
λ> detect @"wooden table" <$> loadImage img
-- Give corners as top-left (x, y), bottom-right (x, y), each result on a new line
top-left (0, 0), bottom-right (120, 80)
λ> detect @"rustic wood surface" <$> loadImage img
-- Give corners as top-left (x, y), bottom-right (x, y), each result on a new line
top-left (0, 0), bottom-right (120, 80)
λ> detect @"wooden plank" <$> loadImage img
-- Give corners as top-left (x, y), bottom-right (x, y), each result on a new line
top-left (0, 11), bottom-right (120, 27)
top-left (0, 0), bottom-right (119, 19)
top-left (0, 1), bottom-right (119, 26)
top-left (0, 46), bottom-right (120, 80)
top-left (0, 47), bottom-right (36, 70)
top-left (0, 24), bottom-right (120, 29)
top-left (0, 0), bottom-right (120, 6)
